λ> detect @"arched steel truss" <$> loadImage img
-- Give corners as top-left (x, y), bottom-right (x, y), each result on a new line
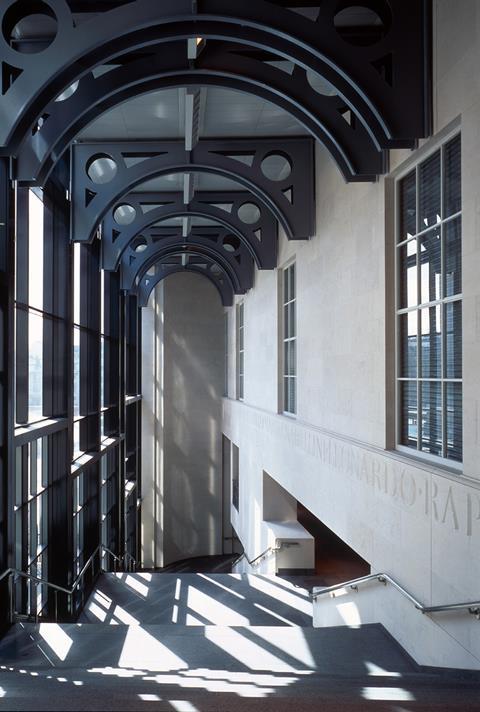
top-left (0, 0), bottom-right (431, 158)
top-left (71, 140), bottom-right (314, 243)
top-left (14, 40), bottom-right (386, 185)
top-left (120, 225), bottom-right (254, 294)
top-left (136, 256), bottom-right (234, 308)
top-left (101, 192), bottom-right (277, 271)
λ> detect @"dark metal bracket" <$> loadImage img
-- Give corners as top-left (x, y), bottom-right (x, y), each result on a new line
top-left (71, 140), bottom-right (314, 243)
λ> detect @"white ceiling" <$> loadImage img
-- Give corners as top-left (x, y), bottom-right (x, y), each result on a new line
top-left (77, 86), bottom-right (307, 142)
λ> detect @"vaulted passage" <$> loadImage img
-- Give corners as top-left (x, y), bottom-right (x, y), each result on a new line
top-left (0, 2), bottom-right (479, 708)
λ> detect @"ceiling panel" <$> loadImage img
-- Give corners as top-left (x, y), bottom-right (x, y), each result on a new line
top-left (78, 86), bottom-right (306, 142)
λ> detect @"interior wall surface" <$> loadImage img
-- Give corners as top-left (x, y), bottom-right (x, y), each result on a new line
top-left (223, 0), bottom-right (480, 669)
top-left (142, 272), bottom-right (225, 567)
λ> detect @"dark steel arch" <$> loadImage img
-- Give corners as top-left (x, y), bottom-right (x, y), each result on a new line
top-left (102, 193), bottom-right (277, 271)
top-left (127, 241), bottom-right (244, 298)
top-left (120, 224), bottom-right (254, 293)
top-left (0, 0), bottom-right (430, 154)
top-left (136, 259), bottom-right (234, 308)
top-left (15, 40), bottom-right (385, 185)
top-left (72, 140), bottom-right (314, 243)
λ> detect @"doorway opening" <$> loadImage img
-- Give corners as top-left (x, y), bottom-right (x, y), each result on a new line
top-left (297, 502), bottom-right (370, 585)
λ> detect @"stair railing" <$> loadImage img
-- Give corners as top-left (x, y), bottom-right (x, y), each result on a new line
top-left (312, 573), bottom-right (480, 619)
top-left (0, 545), bottom-right (137, 625)
top-left (233, 540), bottom-right (300, 570)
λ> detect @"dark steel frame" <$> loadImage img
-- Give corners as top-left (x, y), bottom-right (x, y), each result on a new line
top-left (71, 139), bottom-right (315, 243)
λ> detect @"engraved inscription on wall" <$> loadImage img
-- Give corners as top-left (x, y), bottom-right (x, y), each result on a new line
top-left (223, 401), bottom-right (480, 539)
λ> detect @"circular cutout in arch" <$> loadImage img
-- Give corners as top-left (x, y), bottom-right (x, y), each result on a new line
top-left (306, 70), bottom-right (337, 97)
top-left (261, 154), bottom-right (292, 182)
top-left (223, 234), bottom-right (241, 253)
top-left (333, 4), bottom-right (391, 46)
top-left (3, 1), bottom-right (58, 54)
top-left (86, 153), bottom-right (118, 185)
top-left (132, 236), bottom-right (147, 253)
top-left (238, 202), bottom-right (261, 225)
top-left (113, 203), bottom-right (136, 226)
top-left (55, 81), bottom-right (79, 102)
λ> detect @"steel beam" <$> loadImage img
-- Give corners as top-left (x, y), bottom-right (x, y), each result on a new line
top-left (71, 140), bottom-right (314, 243)
top-left (100, 191), bottom-right (277, 270)
top-left (120, 225), bottom-right (254, 293)
top-left (0, 0), bottom-right (431, 156)
top-left (13, 40), bottom-right (385, 185)
top-left (136, 259), bottom-right (234, 308)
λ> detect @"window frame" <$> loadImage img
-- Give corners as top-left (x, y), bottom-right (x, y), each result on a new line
top-left (281, 259), bottom-right (297, 416)
top-left (236, 301), bottom-right (244, 401)
top-left (394, 130), bottom-right (462, 470)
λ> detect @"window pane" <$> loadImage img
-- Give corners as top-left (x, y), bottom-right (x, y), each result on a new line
top-left (284, 376), bottom-right (296, 414)
top-left (446, 382), bottom-right (462, 462)
top-left (445, 301), bottom-right (462, 379)
top-left (400, 381), bottom-right (417, 448)
top-left (399, 170), bottom-right (416, 241)
top-left (444, 216), bottom-right (462, 297)
top-left (398, 239), bottom-right (417, 308)
top-left (73, 327), bottom-right (80, 417)
top-left (419, 151), bottom-right (441, 230)
top-left (419, 228), bottom-right (441, 304)
top-left (283, 268), bottom-right (289, 303)
top-left (289, 301), bottom-right (296, 337)
top-left (74, 243), bottom-right (81, 325)
top-left (421, 306), bottom-right (441, 378)
top-left (28, 189), bottom-right (44, 311)
top-left (290, 264), bottom-right (295, 300)
top-left (15, 446), bottom-right (23, 507)
top-left (444, 134), bottom-right (461, 217)
top-left (421, 382), bottom-right (442, 456)
top-left (288, 340), bottom-right (296, 376)
top-left (28, 311), bottom-right (43, 422)
top-left (399, 312), bottom-right (417, 377)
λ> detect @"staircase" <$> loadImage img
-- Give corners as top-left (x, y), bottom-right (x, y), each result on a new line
top-left (0, 563), bottom-right (479, 710)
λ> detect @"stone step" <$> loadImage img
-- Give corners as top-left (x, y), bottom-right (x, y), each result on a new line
top-left (79, 573), bottom-right (313, 626)
top-left (1, 622), bottom-right (479, 709)
top-left (0, 622), bottom-right (415, 676)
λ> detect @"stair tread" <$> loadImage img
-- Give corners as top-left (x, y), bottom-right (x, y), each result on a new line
top-left (78, 572), bottom-right (314, 626)
top-left (0, 621), bottom-right (416, 677)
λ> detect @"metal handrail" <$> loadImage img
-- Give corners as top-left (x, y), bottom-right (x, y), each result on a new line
top-left (0, 545), bottom-right (137, 624)
top-left (311, 573), bottom-right (480, 619)
top-left (233, 541), bottom-right (300, 569)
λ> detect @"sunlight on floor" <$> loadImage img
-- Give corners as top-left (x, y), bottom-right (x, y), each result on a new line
top-left (39, 623), bottom-right (73, 662)
top-left (251, 627), bottom-right (316, 668)
top-left (362, 686), bottom-right (415, 701)
top-left (365, 661), bottom-right (402, 677)
top-left (197, 573), bottom-right (246, 600)
top-left (187, 585), bottom-right (250, 625)
top-left (124, 575), bottom-right (149, 598)
top-left (204, 626), bottom-right (311, 673)
top-left (118, 626), bottom-right (188, 671)
top-left (246, 575), bottom-right (312, 616)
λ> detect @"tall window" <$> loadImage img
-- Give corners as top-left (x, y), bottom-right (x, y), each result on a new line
top-left (236, 302), bottom-right (244, 400)
top-left (224, 312), bottom-right (229, 397)
top-left (396, 133), bottom-right (462, 463)
top-left (282, 262), bottom-right (296, 414)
